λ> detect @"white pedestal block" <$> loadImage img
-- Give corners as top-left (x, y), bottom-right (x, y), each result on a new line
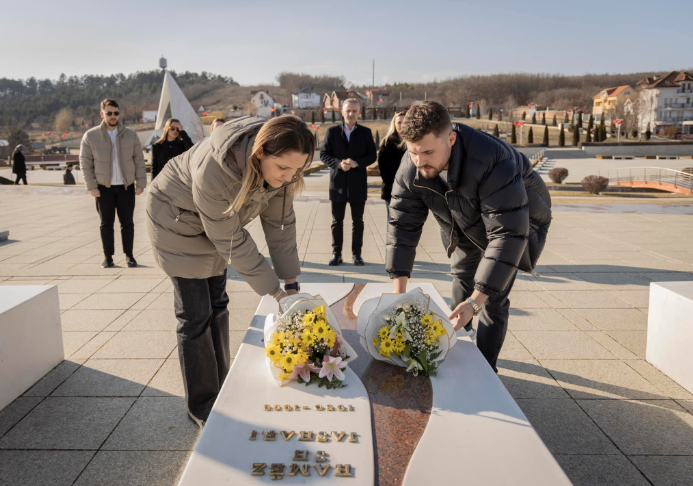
top-left (647, 282), bottom-right (693, 394)
top-left (0, 286), bottom-right (64, 411)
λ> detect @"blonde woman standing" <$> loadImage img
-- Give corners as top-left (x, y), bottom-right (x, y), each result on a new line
top-left (377, 110), bottom-right (407, 222)
top-left (151, 118), bottom-right (194, 180)
top-left (146, 115), bottom-right (314, 426)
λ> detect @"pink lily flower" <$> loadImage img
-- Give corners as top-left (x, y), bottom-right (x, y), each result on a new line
top-left (289, 360), bottom-right (320, 382)
top-left (319, 356), bottom-right (347, 382)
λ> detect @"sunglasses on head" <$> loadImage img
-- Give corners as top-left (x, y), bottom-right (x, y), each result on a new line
top-left (104, 111), bottom-right (120, 116)
top-left (169, 127), bottom-right (180, 132)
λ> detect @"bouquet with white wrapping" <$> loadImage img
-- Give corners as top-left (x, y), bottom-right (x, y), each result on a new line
top-left (356, 288), bottom-right (457, 376)
top-left (264, 293), bottom-right (358, 389)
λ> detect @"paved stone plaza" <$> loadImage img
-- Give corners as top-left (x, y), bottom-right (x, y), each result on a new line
top-left (1, 175), bottom-right (693, 485)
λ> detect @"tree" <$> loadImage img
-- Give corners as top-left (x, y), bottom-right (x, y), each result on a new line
top-left (599, 118), bottom-right (606, 141)
top-left (321, 110), bottom-right (325, 123)
top-left (375, 130), bottom-right (380, 146)
top-left (331, 109), bottom-right (336, 123)
top-left (531, 112), bottom-right (537, 124)
top-left (7, 127), bottom-right (30, 158)
top-left (371, 107), bottom-right (376, 120)
top-left (564, 112), bottom-right (569, 123)
top-left (528, 127), bottom-right (534, 144)
top-left (541, 113), bottom-right (546, 125)
top-left (645, 123), bottom-right (651, 140)
top-left (577, 112), bottom-right (583, 127)
top-left (382, 108), bottom-right (388, 120)
top-left (314, 131), bottom-right (319, 146)
top-left (543, 126), bottom-right (549, 146)
top-left (488, 107), bottom-right (493, 120)
top-left (499, 110), bottom-right (503, 122)
top-left (55, 107), bottom-right (73, 134)
top-left (361, 105), bottom-right (366, 119)
top-left (522, 111), bottom-right (527, 121)
top-left (588, 115), bottom-right (594, 131)
top-left (552, 114), bottom-right (557, 126)
top-left (493, 124), bottom-right (499, 137)
top-left (559, 125), bottom-right (565, 147)
top-left (476, 105), bottom-right (481, 119)
top-left (572, 124), bottom-right (580, 146)
top-left (311, 111), bottom-right (315, 124)
top-left (585, 127), bottom-right (591, 143)
top-left (511, 124), bottom-right (517, 144)
top-left (466, 104), bottom-right (470, 118)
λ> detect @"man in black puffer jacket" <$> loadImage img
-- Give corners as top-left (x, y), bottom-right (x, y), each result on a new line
top-left (386, 102), bottom-right (551, 371)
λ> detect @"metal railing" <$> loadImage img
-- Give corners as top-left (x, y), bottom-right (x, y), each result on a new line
top-left (606, 167), bottom-right (693, 194)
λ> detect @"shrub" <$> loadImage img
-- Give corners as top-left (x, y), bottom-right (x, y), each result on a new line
top-left (541, 113), bottom-right (546, 125)
top-left (489, 107), bottom-right (493, 120)
top-left (548, 167), bottom-right (569, 184)
top-left (552, 114), bottom-right (557, 126)
top-left (559, 126), bottom-right (565, 146)
top-left (493, 124), bottom-right (499, 137)
top-left (332, 109), bottom-right (336, 123)
top-left (581, 175), bottom-right (609, 194)
top-left (511, 124), bottom-right (517, 143)
top-left (631, 129), bottom-right (638, 138)
top-left (522, 111), bottom-right (527, 120)
top-left (531, 112), bottom-right (537, 124)
top-left (375, 130), bottom-right (380, 146)
top-left (321, 110), bottom-right (325, 123)
top-left (476, 105), bottom-right (481, 119)
top-left (572, 124), bottom-right (580, 146)
top-left (543, 126), bottom-right (549, 145)
top-left (528, 127), bottom-right (534, 143)
top-left (311, 111), bottom-right (315, 124)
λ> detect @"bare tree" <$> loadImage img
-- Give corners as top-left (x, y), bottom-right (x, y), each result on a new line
top-left (55, 108), bottom-right (73, 134)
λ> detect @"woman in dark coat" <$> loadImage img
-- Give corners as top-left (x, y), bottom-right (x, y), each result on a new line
top-left (63, 165), bottom-right (76, 185)
top-left (377, 110), bottom-right (407, 221)
top-left (12, 145), bottom-right (27, 185)
top-left (151, 118), bottom-right (194, 180)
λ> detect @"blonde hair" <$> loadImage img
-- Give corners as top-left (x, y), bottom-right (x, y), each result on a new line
top-left (380, 110), bottom-right (407, 148)
top-left (229, 115), bottom-right (315, 213)
top-left (154, 118), bottom-right (182, 145)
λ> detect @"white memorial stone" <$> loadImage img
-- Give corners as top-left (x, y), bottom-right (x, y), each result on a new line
top-left (647, 281), bottom-right (693, 394)
top-left (0, 285), bottom-right (64, 411)
top-left (179, 284), bottom-right (375, 484)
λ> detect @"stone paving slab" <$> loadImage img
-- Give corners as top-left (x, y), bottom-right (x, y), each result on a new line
top-left (1, 190), bottom-right (693, 485)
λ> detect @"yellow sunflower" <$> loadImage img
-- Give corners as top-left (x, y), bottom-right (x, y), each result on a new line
top-left (379, 337), bottom-right (394, 357)
top-left (265, 344), bottom-right (282, 362)
top-left (372, 337), bottom-right (379, 347)
top-left (281, 353), bottom-right (297, 371)
top-left (378, 327), bottom-right (390, 339)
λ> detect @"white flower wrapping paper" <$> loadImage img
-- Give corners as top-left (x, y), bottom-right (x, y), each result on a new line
top-left (356, 287), bottom-right (458, 369)
top-left (264, 293), bottom-right (358, 387)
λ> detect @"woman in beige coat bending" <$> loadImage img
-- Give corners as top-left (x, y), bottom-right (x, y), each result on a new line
top-left (146, 115), bottom-right (314, 426)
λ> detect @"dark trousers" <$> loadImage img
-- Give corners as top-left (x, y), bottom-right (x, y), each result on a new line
top-left (14, 174), bottom-right (27, 185)
top-left (331, 201), bottom-right (365, 255)
top-left (95, 184), bottom-right (135, 257)
top-left (450, 236), bottom-right (518, 372)
top-left (171, 270), bottom-right (230, 423)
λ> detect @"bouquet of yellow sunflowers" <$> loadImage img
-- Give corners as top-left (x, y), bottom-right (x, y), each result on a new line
top-left (264, 294), bottom-right (357, 388)
top-left (357, 288), bottom-right (457, 377)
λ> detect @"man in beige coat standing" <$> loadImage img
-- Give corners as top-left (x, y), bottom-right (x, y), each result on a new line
top-left (80, 99), bottom-right (147, 268)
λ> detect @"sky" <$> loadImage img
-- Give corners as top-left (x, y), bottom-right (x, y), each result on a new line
top-left (1, 0), bottom-right (691, 86)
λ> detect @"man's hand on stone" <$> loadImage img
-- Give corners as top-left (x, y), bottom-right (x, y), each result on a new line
top-left (90, 188), bottom-right (100, 198)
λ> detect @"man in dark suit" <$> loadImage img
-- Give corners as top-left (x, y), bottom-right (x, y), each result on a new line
top-left (320, 98), bottom-right (377, 266)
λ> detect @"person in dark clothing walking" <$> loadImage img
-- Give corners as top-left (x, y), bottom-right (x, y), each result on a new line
top-left (386, 102), bottom-right (552, 372)
top-left (151, 118), bottom-right (194, 180)
top-left (377, 110), bottom-right (407, 222)
top-left (12, 145), bottom-right (27, 185)
top-left (320, 98), bottom-right (377, 266)
top-left (63, 165), bottom-right (76, 185)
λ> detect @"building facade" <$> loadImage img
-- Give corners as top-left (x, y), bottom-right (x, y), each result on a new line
top-left (592, 85), bottom-right (637, 121)
top-left (637, 71), bottom-right (693, 134)
top-left (250, 90), bottom-right (275, 118)
top-left (291, 87), bottom-right (322, 109)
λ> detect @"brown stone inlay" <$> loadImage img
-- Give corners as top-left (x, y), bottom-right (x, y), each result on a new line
top-left (331, 284), bottom-right (432, 486)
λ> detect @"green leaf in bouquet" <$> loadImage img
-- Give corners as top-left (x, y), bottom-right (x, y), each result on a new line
top-left (419, 350), bottom-right (430, 373)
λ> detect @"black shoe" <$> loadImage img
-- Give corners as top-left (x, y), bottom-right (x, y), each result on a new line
top-left (353, 255), bottom-right (365, 266)
top-left (101, 257), bottom-right (114, 268)
top-left (328, 253), bottom-right (343, 266)
top-left (125, 254), bottom-right (138, 268)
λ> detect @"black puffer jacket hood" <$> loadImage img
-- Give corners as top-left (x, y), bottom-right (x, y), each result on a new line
top-left (386, 123), bottom-right (551, 296)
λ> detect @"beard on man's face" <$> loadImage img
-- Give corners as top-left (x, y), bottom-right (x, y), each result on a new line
top-left (107, 118), bottom-right (118, 126)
